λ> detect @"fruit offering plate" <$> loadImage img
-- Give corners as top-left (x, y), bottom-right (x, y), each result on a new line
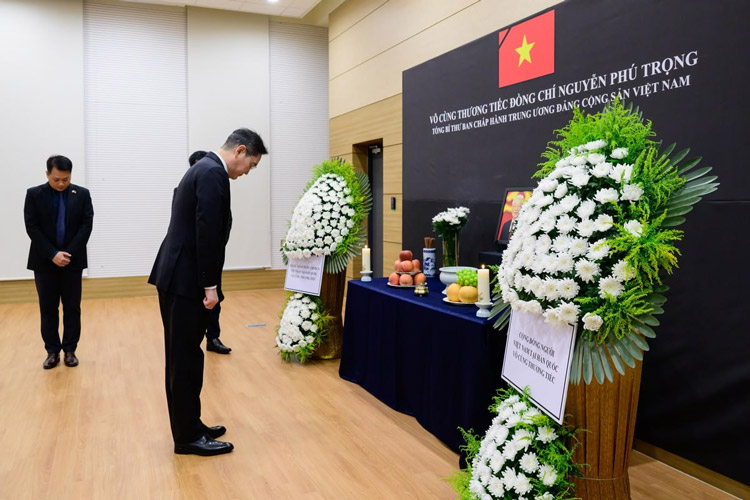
top-left (442, 297), bottom-right (474, 306)
top-left (387, 282), bottom-right (416, 288)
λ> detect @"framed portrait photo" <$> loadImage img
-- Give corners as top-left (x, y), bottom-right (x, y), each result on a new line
top-left (496, 188), bottom-right (533, 245)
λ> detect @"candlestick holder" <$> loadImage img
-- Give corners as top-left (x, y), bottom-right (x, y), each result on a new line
top-left (360, 270), bottom-right (373, 282)
top-left (475, 301), bottom-right (492, 318)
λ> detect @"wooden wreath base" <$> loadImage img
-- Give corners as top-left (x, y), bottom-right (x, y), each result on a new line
top-left (565, 359), bottom-right (643, 500)
top-left (311, 270), bottom-right (347, 359)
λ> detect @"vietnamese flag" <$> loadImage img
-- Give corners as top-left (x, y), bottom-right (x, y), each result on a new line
top-left (498, 10), bottom-right (555, 88)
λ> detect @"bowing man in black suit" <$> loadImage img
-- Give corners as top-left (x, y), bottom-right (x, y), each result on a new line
top-left (149, 128), bottom-right (267, 456)
top-left (24, 155), bottom-right (94, 370)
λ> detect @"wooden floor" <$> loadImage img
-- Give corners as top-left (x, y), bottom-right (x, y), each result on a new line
top-left (0, 289), bottom-right (737, 500)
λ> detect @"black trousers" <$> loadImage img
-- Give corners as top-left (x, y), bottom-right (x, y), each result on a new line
top-left (206, 303), bottom-right (221, 340)
top-left (158, 290), bottom-right (210, 444)
top-left (33, 268), bottom-right (83, 354)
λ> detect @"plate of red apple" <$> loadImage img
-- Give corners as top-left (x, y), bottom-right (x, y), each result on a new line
top-left (388, 250), bottom-right (427, 287)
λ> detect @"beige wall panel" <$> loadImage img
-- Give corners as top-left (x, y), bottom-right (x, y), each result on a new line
top-left (330, 0), bottom-right (477, 78)
top-left (330, 0), bottom-right (559, 117)
top-left (383, 241), bottom-right (403, 273)
top-left (383, 144), bottom-right (403, 194)
top-left (383, 194), bottom-right (402, 242)
top-left (328, 0), bottom-right (387, 40)
top-left (329, 95), bottom-right (402, 156)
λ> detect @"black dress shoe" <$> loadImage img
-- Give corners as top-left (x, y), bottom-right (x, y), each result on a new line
top-left (206, 338), bottom-right (231, 354)
top-left (64, 351), bottom-right (79, 367)
top-left (174, 435), bottom-right (234, 456)
top-left (204, 425), bottom-right (226, 439)
top-left (43, 353), bottom-right (60, 370)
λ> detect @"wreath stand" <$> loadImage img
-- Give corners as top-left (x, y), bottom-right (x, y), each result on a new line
top-left (312, 270), bottom-right (347, 359)
top-left (565, 358), bottom-right (643, 500)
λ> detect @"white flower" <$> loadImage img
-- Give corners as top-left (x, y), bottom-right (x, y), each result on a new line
top-left (536, 425), bottom-right (558, 443)
top-left (559, 194), bottom-right (581, 212)
top-left (611, 147), bottom-right (628, 159)
top-left (487, 476), bottom-right (505, 497)
top-left (501, 468), bottom-right (517, 490)
top-left (570, 155), bottom-right (587, 166)
top-left (557, 278), bottom-right (580, 299)
top-left (624, 219), bottom-right (644, 237)
top-left (594, 187), bottom-right (619, 204)
top-left (591, 161), bottom-right (613, 178)
top-left (612, 260), bottom-right (635, 281)
top-left (520, 452), bottom-right (540, 474)
top-left (489, 450), bottom-right (506, 473)
top-left (587, 239), bottom-right (610, 260)
top-left (594, 213), bottom-right (614, 232)
top-left (576, 219), bottom-right (596, 238)
top-left (587, 152), bottom-right (606, 165)
top-left (583, 139), bottom-right (607, 150)
top-left (583, 312), bottom-right (604, 331)
top-left (468, 479), bottom-right (484, 497)
top-left (571, 171), bottom-right (591, 187)
top-left (575, 259), bottom-right (600, 283)
top-left (558, 301), bottom-right (580, 324)
top-left (556, 215), bottom-right (576, 234)
top-left (599, 276), bottom-right (624, 298)
top-left (621, 183), bottom-right (644, 202)
top-left (538, 464), bottom-right (558, 486)
top-left (536, 493), bottom-right (555, 500)
top-left (609, 163), bottom-right (634, 183)
top-left (576, 200), bottom-right (596, 219)
top-left (513, 473), bottom-right (533, 495)
top-left (539, 178), bottom-right (557, 193)
top-left (553, 182), bottom-right (568, 198)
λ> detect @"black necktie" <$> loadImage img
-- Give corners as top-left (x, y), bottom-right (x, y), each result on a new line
top-left (56, 191), bottom-right (66, 248)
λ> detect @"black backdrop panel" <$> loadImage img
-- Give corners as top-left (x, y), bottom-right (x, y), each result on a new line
top-left (402, 0), bottom-right (750, 485)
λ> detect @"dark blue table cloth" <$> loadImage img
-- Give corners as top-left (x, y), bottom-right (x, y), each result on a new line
top-left (339, 277), bottom-right (507, 452)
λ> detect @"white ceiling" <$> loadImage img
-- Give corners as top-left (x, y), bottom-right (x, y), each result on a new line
top-left (119, 0), bottom-right (324, 19)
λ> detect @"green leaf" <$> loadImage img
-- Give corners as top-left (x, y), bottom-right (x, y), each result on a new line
top-left (662, 216), bottom-right (686, 227)
top-left (590, 342), bottom-right (605, 384)
top-left (676, 183), bottom-right (719, 199)
top-left (675, 156), bottom-right (702, 174)
top-left (629, 332), bottom-right (650, 351)
top-left (620, 334), bottom-right (644, 361)
top-left (654, 285), bottom-right (670, 293)
top-left (660, 142), bottom-right (676, 158)
top-left (667, 147), bottom-right (690, 166)
top-left (570, 341), bottom-right (583, 385)
top-left (682, 166), bottom-right (712, 182)
top-left (611, 336), bottom-right (636, 368)
top-left (634, 322), bottom-right (656, 338)
top-left (606, 338), bottom-right (626, 376)
top-left (649, 305), bottom-right (664, 315)
top-left (647, 293), bottom-right (667, 305)
top-left (666, 205), bottom-right (694, 217)
top-left (637, 314), bottom-right (660, 326)
top-left (582, 340), bottom-right (593, 385)
top-left (597, 342), bottom-right (614, 383)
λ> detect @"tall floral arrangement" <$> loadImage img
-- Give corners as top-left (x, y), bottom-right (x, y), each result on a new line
top-left (450, 388), bottom-right (582, 500)
top-left (282, 159), bottom-right (372, 274)
top-left (490, 100), bottom-right (718, 384)
top-left (432, 206), bottom-right (470, 267)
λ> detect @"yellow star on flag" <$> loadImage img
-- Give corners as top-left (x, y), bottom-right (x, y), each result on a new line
top-left (515, 35), bottom-right (535, 67)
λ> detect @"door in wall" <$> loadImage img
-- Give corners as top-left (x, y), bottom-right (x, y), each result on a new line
top-left (367, 143), bottom-right (383, 277)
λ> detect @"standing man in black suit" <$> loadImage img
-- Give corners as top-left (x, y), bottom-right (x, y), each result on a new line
top-left (24, 155), bottom-right (94, 369)
top-left (188, 150), bottom-right (231, 355)
top-left (150, 129), bottom-right (267, 456)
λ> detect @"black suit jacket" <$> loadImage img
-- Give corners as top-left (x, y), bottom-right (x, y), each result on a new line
top-left (149, 152), bottom-right (231, 300)
top-left (24, 183), bottom-right (94, 272)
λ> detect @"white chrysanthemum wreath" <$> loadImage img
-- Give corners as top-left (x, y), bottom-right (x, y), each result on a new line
top-left (450, 388), bottom-right (581, 500)
top-left (276, 293), bottom-right (331, 363)
top-left (490, 100), bottom-right (718, 384)
top-left (282, 159), bottom-right (371, 274)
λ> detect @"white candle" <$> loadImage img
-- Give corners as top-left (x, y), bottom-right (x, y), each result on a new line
top-left (477, 265), bottom-right (490, 303)
top-left (362, 246), bottom-right (371, 272)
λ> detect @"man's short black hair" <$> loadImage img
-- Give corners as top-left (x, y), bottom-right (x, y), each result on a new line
top-left (46, 155), bottom-right (72, 173)
top-left (189, 150), bottom-right (207, 166)
top-left (222, 128), bottom-right (268, 156)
